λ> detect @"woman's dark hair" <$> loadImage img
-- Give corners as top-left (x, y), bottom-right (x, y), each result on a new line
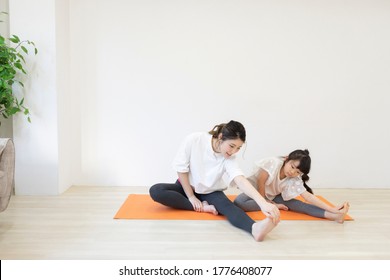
top-left (208, 120), bottom-right (246, 142)
top-left (284, 149), bottom-right (313, 194)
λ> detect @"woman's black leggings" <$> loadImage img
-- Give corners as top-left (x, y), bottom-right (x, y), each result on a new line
top-left (149, 180), bottom-right (256, 234)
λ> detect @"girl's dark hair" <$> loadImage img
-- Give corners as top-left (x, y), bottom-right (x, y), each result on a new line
top-left (208, 120), bottom-right (246, 142)
top-left (284, 149), bottom-right (313, 194)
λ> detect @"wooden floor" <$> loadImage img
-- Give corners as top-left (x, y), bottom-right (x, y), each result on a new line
top-left (0, 186), bottom-right (389, 260)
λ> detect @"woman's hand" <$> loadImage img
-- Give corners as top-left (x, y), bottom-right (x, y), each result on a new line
top-left (260, 201), bottom-right (280, 224)
top-left (188, 195), bottom-right (203, 212)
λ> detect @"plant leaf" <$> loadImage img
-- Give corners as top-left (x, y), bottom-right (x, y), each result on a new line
top-left (9, 35), bottom-right (20, 43)
top-left (14, 62), bottom-right (24, 71)
top-left (0, 21), bottom-right (37, 126)
top-left (21, 46), bottom-right (28, 54)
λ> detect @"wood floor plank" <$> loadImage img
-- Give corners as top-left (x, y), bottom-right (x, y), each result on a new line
top-left (0, 186), bottom-right (389, 259)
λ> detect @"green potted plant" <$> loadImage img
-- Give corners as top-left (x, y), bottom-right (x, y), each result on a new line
top-left (0, 11), bottom-right (37, 126)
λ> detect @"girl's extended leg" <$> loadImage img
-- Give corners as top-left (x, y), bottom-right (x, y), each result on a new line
top-left (235, 193), bottom-right (328, 218)
top-left (200, 192), bottom-right (276, 241)
top-left (234, 193), bottom-right (328, 218)
top-left (233, 193), bottom-right (260, 211)
top-left (273, 194), bottom-right (325, 217)
top-left (273, 195), bottom-right (350, 223)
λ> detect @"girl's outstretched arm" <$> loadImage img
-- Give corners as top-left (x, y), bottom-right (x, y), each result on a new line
top-left (234, 175), bottom-right (280, 224)
top-left (300, 191), bottom-right (347, 214)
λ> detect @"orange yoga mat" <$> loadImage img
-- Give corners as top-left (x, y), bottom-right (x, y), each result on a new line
top-left (114, 194), bottom-right (353, 221)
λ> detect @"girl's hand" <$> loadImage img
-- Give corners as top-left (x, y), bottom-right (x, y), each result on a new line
top-left (266, 199), bottom-right (288, 211)
top-left (276, 203), bottom-right (289, 211)
top-left (327, 202), bottom-right (349, 214)
top-left (188, 196), bottom-right (203, 212)
top-left (335, 202), bottom-right (349, 213)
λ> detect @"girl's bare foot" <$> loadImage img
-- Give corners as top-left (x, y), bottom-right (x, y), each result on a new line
top-left (202, 201), bottom-right (218, 215)
top-left (335, 202), bottom-right (350, 224)
top-left (252, 218), bottom-right (277, 241)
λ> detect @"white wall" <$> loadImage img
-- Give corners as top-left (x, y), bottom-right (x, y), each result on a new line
top-left (10, 0), bottom-right (75, 195)
top-left (10, 0), bottom-right (390, 194)
top-left (71, 0), bottom-right (390, 189)
top-left (10, 0), bottom-right (59, 195)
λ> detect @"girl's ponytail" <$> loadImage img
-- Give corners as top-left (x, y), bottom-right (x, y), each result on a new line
top-left (301, 174), bottom-right (313, 194)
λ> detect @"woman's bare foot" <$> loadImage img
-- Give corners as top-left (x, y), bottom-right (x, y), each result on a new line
top-left (335, 202), bottom-right (350, 224)
top-left (252, 218), bottom-right (277, 241)
top-left (202, 201), bottom-right (218, 215)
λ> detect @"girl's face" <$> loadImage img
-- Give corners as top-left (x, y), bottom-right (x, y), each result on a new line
top-left (283, 160), bottom-right (304, 178)
top-left (219, 139), bottom-right (244, 159)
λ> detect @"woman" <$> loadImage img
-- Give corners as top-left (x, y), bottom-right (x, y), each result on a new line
top-left (149, 120), bottom-right (280, 241)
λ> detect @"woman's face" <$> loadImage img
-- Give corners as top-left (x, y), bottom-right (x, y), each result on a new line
top-left (283, 160), bottom-right (304, 178)
top-left (220, 138), bottom-right (244, 159)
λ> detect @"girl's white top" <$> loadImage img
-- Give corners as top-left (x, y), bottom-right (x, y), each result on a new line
top-left (172, 132), bottom-right (244, 194)
top-left (246, 157), bottom-right (306, 201)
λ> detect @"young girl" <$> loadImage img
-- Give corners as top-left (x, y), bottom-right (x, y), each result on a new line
top-left (149, 120), bottom-right (280, 241)
top-left (233, 149), bottom-right (350, 223)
